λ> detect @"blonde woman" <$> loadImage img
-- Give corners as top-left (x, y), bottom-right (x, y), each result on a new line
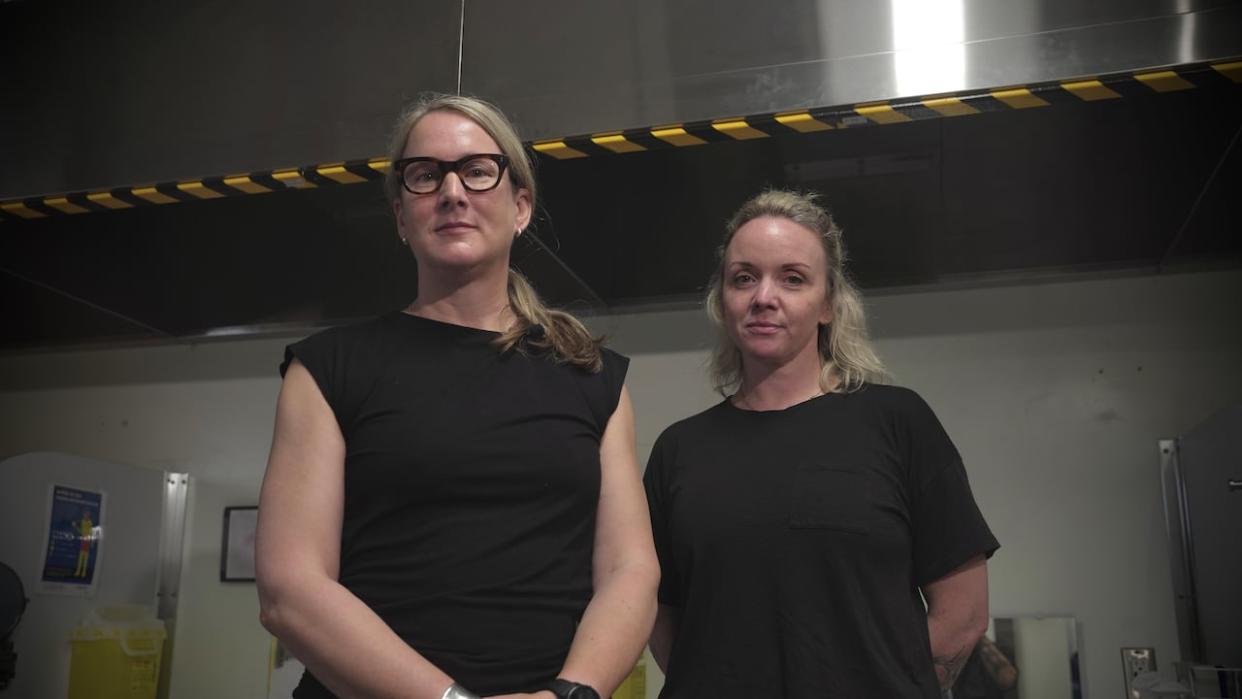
top-left (643, 190), bottom-right (997, 698)
top-left (257, 94), bottom-right (658, 699)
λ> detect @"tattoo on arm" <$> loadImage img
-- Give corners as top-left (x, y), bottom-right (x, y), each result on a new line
top-left (934, 645), bottom-right (971, 689)
top-left (979, 638), bottom-right (1012, 673)
top-left (976, 637), bottom-right (1019, 689)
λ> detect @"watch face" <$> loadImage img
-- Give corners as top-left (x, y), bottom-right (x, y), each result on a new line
top-left (567, 687), bottom-right (600, 699)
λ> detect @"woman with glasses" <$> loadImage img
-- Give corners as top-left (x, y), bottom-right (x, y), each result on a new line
top-left (643, 190), bottom-right (998, 698)
top-left (256, 94), bottom-right (658, 699)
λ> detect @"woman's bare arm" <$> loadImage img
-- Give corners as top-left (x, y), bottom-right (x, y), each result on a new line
top-left (923, 555), bottom-right (990, 689)
top-left (554, 387), bottom-right (661, 695)
top-left (256, 360), bottom-right (457, 699)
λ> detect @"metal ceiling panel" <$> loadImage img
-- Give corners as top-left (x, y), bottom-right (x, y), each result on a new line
top-left (0, 1), bottom-right (463, 200)
top-left (461, 0), bottom-right (1242, 141)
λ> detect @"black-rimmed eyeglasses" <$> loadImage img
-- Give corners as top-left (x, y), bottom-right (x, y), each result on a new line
top-left (393, 154), bottom-right (511, 195)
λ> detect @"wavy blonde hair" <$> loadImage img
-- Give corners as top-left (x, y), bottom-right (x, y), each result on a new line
top-left (706, 189), bottom-right (886, 394)
top-left (386, 93), bottom-right (604, 372)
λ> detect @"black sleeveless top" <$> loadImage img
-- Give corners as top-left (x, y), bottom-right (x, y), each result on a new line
top-left (280, 312), bottom-right (629, 696)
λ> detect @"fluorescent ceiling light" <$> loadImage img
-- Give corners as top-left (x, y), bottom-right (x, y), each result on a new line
top-left (891, 0), bottom-right (966, 97)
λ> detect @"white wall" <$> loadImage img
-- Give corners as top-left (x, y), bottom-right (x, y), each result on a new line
top-left (0, 452), bottom-right (166, 699)
top-left (0, 341), bottom-right (288, 699)
top-left (1, 268), bottom-right (1238, 699)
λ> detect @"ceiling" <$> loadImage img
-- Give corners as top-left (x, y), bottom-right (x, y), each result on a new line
top-left (2, 81), bottom-right (1240, 351)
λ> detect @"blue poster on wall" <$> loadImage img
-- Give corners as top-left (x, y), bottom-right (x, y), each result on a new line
top-left (40, 485), bottom-right (105, 596)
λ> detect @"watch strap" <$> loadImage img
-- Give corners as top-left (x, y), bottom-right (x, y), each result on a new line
top-left (547, 678), bottom-right (600, 699)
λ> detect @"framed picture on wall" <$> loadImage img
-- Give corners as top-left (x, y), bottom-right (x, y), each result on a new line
top-left (220, 506), bottom-right (258, 582)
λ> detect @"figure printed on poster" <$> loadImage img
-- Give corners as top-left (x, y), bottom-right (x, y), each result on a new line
top-left (40, 485), bottom-right (104, 596)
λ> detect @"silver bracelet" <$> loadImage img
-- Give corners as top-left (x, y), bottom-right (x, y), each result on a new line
top-left (440, 683), bottom-right (481, 699)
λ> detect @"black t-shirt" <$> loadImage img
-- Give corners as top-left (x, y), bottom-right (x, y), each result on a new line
top-left (643, 385), bottom-right (998, 698)
top-left (280, 311), bottom-right (629, 697)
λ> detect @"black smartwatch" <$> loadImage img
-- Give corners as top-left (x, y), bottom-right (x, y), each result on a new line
top-left (546, 678), bottom-right (601, 699)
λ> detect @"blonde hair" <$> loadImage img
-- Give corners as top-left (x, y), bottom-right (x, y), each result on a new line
top-left (705, 189), bottom-right (886, 394)
top-left (386, 93), bottom-right (603, 372)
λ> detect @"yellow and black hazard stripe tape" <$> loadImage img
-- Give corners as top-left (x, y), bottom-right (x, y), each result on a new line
top-left (3, 60), bottom-right (1239, 223)
top-left (531, 59), bottom-right (1242, 159)
top-left (0, 158), bottom-right (392, 223)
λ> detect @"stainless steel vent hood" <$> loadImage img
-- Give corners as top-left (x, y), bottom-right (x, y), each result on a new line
top-left (2, 0), bottom-right (1240, 350)
top-left (5, 1), bottom-right (1241, 202)
top-left (463, 0), bottom-right (1242, 142)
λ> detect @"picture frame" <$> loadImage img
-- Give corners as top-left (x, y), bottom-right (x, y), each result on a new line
top-left (220, 506), bottom-right (259, 582)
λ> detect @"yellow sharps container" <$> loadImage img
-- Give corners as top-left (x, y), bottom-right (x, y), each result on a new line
top-left (613, 655), bottom-right (647, 699)
top-left (68, 605), bottom-right (166, 699)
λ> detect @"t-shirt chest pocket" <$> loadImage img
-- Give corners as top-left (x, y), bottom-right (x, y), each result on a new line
top-left (788, 464), bottom-right (872, 533)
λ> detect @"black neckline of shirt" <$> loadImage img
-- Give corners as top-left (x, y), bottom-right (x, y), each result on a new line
top-left (389, 310), bottom-right (502, 344)
top-left (719, 391), bottom-right (845, 416)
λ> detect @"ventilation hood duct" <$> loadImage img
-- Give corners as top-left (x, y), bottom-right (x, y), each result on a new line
top-left (2, 0), bottom-right (1240, 349)
top-left (462, 0), bottom-right (1242, 141)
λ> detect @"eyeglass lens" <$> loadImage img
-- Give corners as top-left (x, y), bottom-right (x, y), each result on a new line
top-left (403, 156), bottom-right (504, 194)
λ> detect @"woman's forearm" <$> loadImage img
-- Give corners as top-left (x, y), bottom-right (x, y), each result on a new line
top-left (977, 637), bottom-right (1019, 690)
top-left (926, 610), bottom-right (985, 689)
top-left (922, 556), bottom-right (990, 689)
top-left (259, 365), bottom-right (455, 696)
top-left (260, 572), bottom-right (454, 699)
top-left (557, 558), bottom-right (660, 695)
